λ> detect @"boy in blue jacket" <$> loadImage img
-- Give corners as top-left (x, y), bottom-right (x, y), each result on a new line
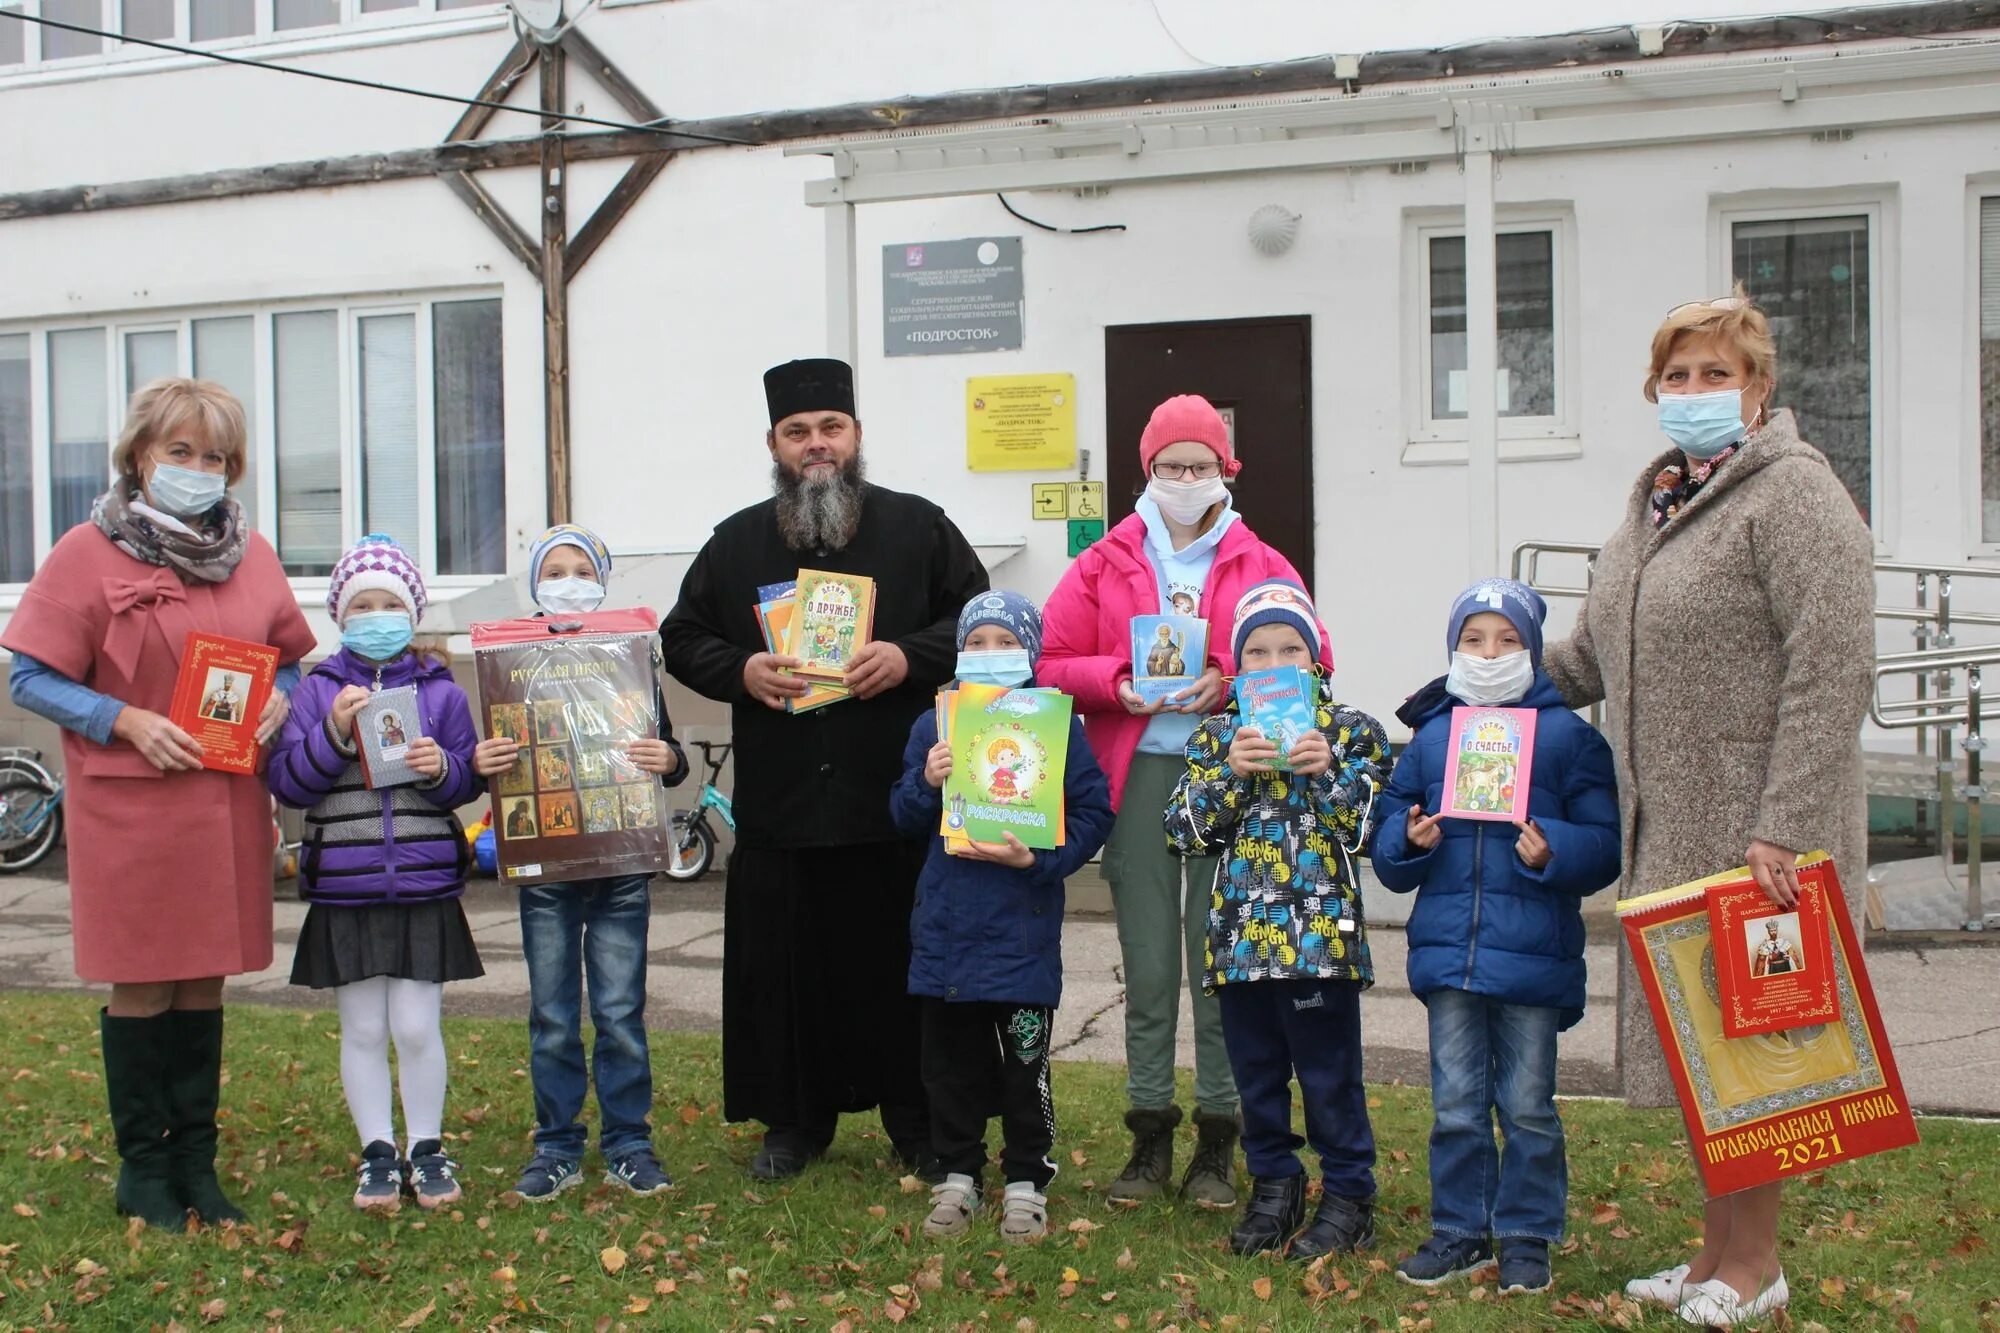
top-left (889, 591), bottom-right (1114, 1245)
top-left (1369, 578), bottom-right (1620, 1297)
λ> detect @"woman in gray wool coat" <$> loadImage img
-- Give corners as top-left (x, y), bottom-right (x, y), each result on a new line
top-left (1541, 293), bottom-right (1875, 1329)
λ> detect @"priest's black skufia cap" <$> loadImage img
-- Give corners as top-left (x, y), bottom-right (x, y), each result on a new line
top-left (764, 358), bottom-right (856, 426)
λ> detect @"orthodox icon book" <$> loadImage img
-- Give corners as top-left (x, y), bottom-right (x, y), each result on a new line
top-left (1707, 869), bottom-right (1840, 1039)
top-left (472, 608), bottom-right (672, 886)
top-left (1617, 854), bottom-right (1916, 1195)
top-left (1131, 615), bottom-right (1206, 706)
top-left (355, 684), bottom-right (424, 789)
top-left (789, 569), bottom-right (876, 683)
top-left (1232, 666), bottom-right (1316, 771)
top-left (939, 686), bottom-right (1072, 850)
top-left (1439, 707), bottom-right (1537, 822)
top-left (168, 631), bottom-right (280, 774)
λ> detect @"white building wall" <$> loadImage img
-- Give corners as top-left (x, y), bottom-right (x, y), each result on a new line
top-left (3, 0), bottom-right (1998, 760)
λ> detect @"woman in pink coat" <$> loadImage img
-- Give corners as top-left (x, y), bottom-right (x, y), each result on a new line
top-left (1039, 394), bottom-right (1328, 1212)
top-left (3, 379), bottom-right (316, 1231)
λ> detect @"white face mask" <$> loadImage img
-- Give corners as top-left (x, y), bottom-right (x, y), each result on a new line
top-left (1146, 475), bottom-right (1228, 525)
top-left (536, 576), bottom-right (606, 615)
top-left (1446, 650), bottom-right (1535, 707)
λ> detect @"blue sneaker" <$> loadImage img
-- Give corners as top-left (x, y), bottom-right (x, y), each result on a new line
top-left (404, 1140), bottom-right (462, 1210)
top-left (514, 1156), bottom-right (582, 1202)
top-left (606, 1148), bottom-right (674, 1196)
top-left (1396, 1233), bottom-right (1494, 1287)
top-left (352, 1140), bottom-right (403, 1212)
top-left (1498, 1238), bottom-right (1552, 1294)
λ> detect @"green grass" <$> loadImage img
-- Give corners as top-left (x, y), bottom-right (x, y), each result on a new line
top-left (1, 992), bottom-right (1996, 1331)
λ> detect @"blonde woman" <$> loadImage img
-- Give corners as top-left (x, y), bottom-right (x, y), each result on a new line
top-left (4, 379), bottom-right (316, 1230)
top-left (1542, 294), bottom-right (1874, 1327)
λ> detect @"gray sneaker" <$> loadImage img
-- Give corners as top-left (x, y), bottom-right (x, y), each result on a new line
top-left (514, 1156), bottom-right (582, 1202)
top-left (922, 1173), bottom-right (981, 1238)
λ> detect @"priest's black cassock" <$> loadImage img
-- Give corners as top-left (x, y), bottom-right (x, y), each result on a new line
top-left (659, 483), bottom-right (989, 1149)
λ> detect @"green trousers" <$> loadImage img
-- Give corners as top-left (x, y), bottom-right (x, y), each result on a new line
top-left (1103, 752), bottom-right (1238, 1116)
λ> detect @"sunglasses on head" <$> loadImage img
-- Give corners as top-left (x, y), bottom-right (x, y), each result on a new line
top-left (1666, 295), bottom-right (1751, 318)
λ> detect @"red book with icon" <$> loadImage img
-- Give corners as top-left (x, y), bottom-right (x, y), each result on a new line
top-left (1707, 873), bottom-right (1839, 1039)
top-left (167, 631), bottom-right (280, 774)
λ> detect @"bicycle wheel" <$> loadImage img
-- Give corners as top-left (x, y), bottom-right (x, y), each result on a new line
top-left (0, 773), bottom-right (62, 874)
top-left (663, 812), bottom-right (715, 882)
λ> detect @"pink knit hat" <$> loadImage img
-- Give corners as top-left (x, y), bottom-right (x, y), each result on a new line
top-left (1138, 394), bottom-right (1240, 478)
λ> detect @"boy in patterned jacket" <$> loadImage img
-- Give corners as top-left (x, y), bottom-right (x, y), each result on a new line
top-left (1165, 580), bottom-right (1391, 1262)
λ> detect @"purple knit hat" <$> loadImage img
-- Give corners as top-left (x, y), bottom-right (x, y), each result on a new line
top-left (327, 534), bottom-right (427, 625)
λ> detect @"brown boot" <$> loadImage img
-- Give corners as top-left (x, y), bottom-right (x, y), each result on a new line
top-left (1179, 1111), bottom-right (1239, 1210)
top-left (1106, 1105), bottom-right (1181, 1207)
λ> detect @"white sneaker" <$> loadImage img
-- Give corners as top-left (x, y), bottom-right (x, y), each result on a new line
top-left (998, 1181), bottom-right (1048, 1244)
top-left (922, 1173), bottom-right (980, 1238)
top-left (1678, 1272), bottom-right (1789, 1327)
top-left (1625, 1263), bottom-right (1691, 1308)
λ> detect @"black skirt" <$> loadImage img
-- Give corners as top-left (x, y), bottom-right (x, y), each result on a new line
top-left (290, 899), bottom-right (485, 989)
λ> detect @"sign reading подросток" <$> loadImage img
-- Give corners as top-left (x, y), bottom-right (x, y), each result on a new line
top-left (883, 237), bottom-right (1024, 356)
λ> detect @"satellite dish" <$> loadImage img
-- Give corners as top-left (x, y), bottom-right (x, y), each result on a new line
top-left (506, 0), bottom-right (564, 38)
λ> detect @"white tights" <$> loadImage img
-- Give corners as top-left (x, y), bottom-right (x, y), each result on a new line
top-left (335, 977), bottom-right (447, 1152)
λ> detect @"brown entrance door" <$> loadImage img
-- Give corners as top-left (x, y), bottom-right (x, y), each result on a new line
top-left (1103, 316), bottom-right (1314, 587)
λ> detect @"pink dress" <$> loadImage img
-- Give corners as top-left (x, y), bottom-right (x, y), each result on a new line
top-left (2, 525), bottom-right (317, 983)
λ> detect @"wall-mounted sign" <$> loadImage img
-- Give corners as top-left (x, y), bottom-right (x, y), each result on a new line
top-left (967, 373), bottom-right (1075, 472)
top-left (1031, 483), bottom-right (1067, 519)
top-left (1065, 481), bottom-right (1105, 520)
top-left (1067, 519), bottom-right (1105, 558)
top-left (884, 237), bottom-right (1024, 357)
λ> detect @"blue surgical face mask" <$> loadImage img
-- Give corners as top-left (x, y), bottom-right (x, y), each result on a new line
top-left (536, 576), bottom-right (606, 615)
top-left (1657, 388), bottom-right (1748, 459)
top-left (145, 462), bottom-right (228, 518)
top-left (342, 610), bottom-right (414, 662)
top-left (956, 649), bottom-right (1033, 689)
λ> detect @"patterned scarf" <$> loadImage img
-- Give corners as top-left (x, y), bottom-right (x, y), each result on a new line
top-left (1649, 442), bottom-right (1743, 529)
top-left (91, 482), bottom-right (247, 584)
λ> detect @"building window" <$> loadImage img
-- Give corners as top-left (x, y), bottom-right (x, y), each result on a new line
top-left (0, 292), bottom-right (506, 587)
top-left (1982, 197), bottom-right (2000, 545)
top-left (1731, 214), bottom-right (1874, 523)
top-left (1427, 230), bottom-right (1557, 421)
top-left (0, 335), bottom-right (30, 584)
top-left (1, 0), bottom-right (503, 67)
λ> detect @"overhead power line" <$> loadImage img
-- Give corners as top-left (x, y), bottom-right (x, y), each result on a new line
top-left (3, 10), bottom-right (754, 145)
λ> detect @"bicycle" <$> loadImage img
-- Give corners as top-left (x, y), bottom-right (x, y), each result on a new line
top-left (0, 746), bottom-right (65, 874)
top-left (664, 740), bottom-right (734, 882)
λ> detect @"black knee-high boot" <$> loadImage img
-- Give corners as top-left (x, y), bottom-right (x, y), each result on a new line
top-left (164, 1008), bottom-right (246, 1224)
top-left (100, 1010), bottom-right (189, 1230)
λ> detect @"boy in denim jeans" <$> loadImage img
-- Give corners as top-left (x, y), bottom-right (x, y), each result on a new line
top-left (1369, 579), bottom-right (1620, 1294)
top-left (471, 526), bottom-right (689, 1199)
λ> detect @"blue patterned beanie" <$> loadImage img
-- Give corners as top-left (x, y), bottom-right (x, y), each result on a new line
top-left (956, 590), bottom-right (1044, 664)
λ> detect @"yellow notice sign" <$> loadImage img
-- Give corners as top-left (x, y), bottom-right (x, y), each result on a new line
top-left (967, 374), bottom-right (1076, 472)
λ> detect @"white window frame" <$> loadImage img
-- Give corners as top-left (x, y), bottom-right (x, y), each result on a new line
top-left (1709, 188), bottom-right (1896, 554)
top-left (1400, 204), bottom-right (1581, 467)
top-left (0, 0), bottom-right (525, 79)
top-left (0, 287), bottom-right (503, 603)
top-left (1966, 177), bottom-right (2000, 560)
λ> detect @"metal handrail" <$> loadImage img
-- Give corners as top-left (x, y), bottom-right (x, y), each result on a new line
top-left (1871, 644), bottom-right (2000, 928)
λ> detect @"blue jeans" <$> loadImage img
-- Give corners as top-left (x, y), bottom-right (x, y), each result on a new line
top-left (1425, 988), bottom-right (1566, 1243)
top-left (520, 874), bottom-right (654, 1162)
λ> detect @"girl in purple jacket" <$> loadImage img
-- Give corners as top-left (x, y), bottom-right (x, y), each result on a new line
top-left (267, 536), bottom-right (483, 1213)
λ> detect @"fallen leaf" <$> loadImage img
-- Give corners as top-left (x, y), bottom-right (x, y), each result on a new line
top-left (200, 1299), bottom-right (227, 1324)
top-left (12, 1203), bottom-right (37, 1218)
top-left (1820, 1276), bottom-right (1848, 1300)
top-left (624, 1298), bottom-right (652, 1315)
top-left (1252, 1276), bottom-right (1273, 1301)
top-left (395, 1298), bottom-right (435, 1329)
top-left (1590, 1203), bottom-right (1621, 1225)
top-left (899, 1174), bottom-right (924, 1194)
top-left (868, 1205), bottom-right (887, 1218)
top-left (1063, 1268), bottom-right (1081, 1283)
top-left (1116, 1247), bottom-right (1135, 1271)
top-left (600, 1245), bottom-right (627, 1275)
top-left (1067, 1218), bottom-right (1100, 1233)
top-left (491, 1266), bottom-right (517, 1282)
top-left (655, 1278), bottom-right (678, 1295)
top-left (885, 1299), bottom-right (908, 1324)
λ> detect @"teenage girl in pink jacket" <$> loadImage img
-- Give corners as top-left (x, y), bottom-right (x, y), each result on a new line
top-left (1037, 394), bottom-right (1330, 1212)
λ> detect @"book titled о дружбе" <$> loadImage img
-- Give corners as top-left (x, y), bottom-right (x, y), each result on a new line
top-left (1617, 854), bottom-right (1916, 1196)
top-left (167, 631), bottom-right (280, 774)
top-left (789, 569), bottom-right (876, 683)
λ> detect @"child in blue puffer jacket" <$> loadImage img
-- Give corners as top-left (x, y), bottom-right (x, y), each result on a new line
top-left (1369, 578), bottom-right (1620, 1298)
top-left (888, 591), bottom-right (1114, 1247)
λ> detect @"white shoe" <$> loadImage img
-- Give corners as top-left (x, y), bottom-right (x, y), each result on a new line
top-left (922, 1173), bottom-right (980, 1238)
top-left (998, 1180), bottom-right (1048, 1245)
top-left (1678, 1272), bottom-right (1789, 1326)
top-left (1625, 1263), bottom-right (1691, 1308)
